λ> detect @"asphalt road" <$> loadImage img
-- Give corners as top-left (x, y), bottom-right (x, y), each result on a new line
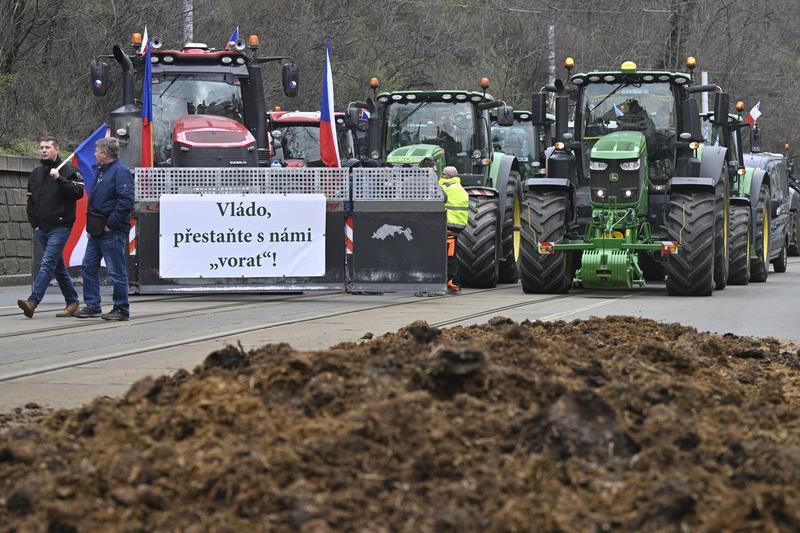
top-left (1, 256), bottom-right (798, 411)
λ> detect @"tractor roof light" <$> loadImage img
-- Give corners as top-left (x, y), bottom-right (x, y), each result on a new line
top-left (564, 57), bottom-right (575, 71)
top-left (685, 56), bottom-right (697, 70)
top-left (736, 100), bottom-right (745, 111)
top-left (247, 35), bottom-right (260, 49)
top-left (621, 61), bottom-right (637, 73)
top-left (480, 77), bottom-right (490, 90)
top-left (554, 141), bottom-right (565, 150)
top-left (131, 32), bottom-right (143, 47)
top-left (369, 77), bottom-right (380, 89)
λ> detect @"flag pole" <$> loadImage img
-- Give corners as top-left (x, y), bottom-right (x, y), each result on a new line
top-left (55, 152), bottom-right (76, 172)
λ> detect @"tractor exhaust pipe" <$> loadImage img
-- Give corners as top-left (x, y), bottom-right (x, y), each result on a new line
top-left (112, 45), bottom-right (135, 107)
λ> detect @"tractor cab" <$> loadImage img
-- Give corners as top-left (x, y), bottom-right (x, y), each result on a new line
top-left (490, 110), bottom-right (552, 180)
top-left (267, 110), bottom-right (354, 167)
top-left (376, 90), bottom-right (509, 187)
top-left (91, 32), bottom-right (299, 168)
top-left (572, 63), bottom-right (688, 204)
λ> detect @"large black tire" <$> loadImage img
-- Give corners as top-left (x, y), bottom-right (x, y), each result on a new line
top-left (772, 239), bottom-right (788, 273)
top-left (519, 189), bottom-right (572, 293)
top-left (788, 212), bottom-right (800, 256)
top-left (665, 190), bottom-right (715, 296)
top-left (498, 171), bottom-right (521, 284)
top-left (456, 196), bottom-right (499, 288)
top-left (750, 184), bottom-right (770, 283)
top-left (713, 174), bottom-right (730, 290)
top-left (727, 204), bottom-right (751, 285)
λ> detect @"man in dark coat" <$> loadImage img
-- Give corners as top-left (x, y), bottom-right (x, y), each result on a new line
top-left (74, 137), bottom-right (134, 321)
top-left (17, 136), bottom-right (84, 318)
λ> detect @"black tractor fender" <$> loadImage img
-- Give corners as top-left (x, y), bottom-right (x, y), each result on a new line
top-left (730, 196), bottom-right (750, 208)
top-left (494, 155), bottom-right (521, 234)
top-left (670, 146), bottom-right (727, 192)
top-left (749, 167), bottom-right (769, 243)
top-left (524, 178), bottom-right (575, 222)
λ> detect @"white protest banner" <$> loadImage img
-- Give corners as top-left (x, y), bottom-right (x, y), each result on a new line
top-left (159, 194), bottom-right (326, 278)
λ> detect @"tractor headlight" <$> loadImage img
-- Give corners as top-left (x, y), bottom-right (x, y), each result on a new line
top-left (624, 189), bottom-right (635, 198)
top-left (596, 189), bottom-right (606, 198)
top-left (590, 161), bottom-right (608, 171)
top-left (620, 160), bottom-right (640, 171)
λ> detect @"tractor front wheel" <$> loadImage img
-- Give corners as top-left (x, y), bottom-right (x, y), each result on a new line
top-left (457, 195), bottom-right (499, 288)
top-left (665, 190), bottom-right (715, 296)
top-left (772, 239), bottom-right (788, 273)
top-left (727, 204), bottom-right (751, 285)
top-left (519, 188), bottom-right (572, 293)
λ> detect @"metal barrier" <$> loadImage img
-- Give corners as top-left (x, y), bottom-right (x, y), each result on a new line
top-left (134, 167), bottom-right (348, 293)
top-left (350, 167), bottom-right (447, 293)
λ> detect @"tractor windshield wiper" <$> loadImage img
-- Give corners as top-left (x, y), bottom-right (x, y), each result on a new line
top-left (395, 101), bottom-right (431, 128)
top-left (590, 82), bottom-right (636, 113)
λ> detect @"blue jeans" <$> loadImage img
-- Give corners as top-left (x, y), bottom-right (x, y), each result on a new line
top-left (82, 230), bottom-right (129, 315)
top-left (29, 227), bottom-right (79, 304)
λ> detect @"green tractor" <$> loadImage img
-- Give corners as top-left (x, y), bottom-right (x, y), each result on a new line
top-left (363, 79), bottom-right (523, 287)
top-left (521, 58), bottom-right (731, 296)
top-left (490, 110), bottom-right (554, 181)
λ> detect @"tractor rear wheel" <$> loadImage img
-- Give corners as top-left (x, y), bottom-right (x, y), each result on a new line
top-left (665, 190), bottom-right (715, 296)
top-left (457, 195), bottom-right (499, 288)
top-left (750, 184), bottom-right (770, 283)
top-left (498, 171), bottom-right (521, 284)
top-left (713, 174), bottom-right (730, 290)
top-left (788, 213), bottom-right (800, 256)
top-left (727, 204), bottom-right (751, 285)
top-left (519, 189), bottom-right (572, 293)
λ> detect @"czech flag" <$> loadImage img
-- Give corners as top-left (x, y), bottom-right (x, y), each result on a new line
top-left (141, 27), bottom-right (154, 167)
top-left (63, 124), bottom-right (108, 267)
top-left (319, 42), bottom-right (340, 168)
top-left (747, 101), bottom-right (762, 127)
top-left (226, 27), bottom-right (239, 50)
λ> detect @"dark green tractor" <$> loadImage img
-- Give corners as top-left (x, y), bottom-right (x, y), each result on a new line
top-left (366, 82), bottom-right (523, 286)
top-left (521, 59), bottom-right (731, 296)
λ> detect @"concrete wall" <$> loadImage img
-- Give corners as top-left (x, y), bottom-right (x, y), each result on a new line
top-left (0, 155), bottom-right (37, 285)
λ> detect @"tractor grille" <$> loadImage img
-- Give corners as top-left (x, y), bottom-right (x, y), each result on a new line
top-left (590, 161), bottom-right (641, 203)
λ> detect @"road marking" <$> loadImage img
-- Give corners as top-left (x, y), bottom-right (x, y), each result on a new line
top-left (540, 294), bottom-right (633, 321)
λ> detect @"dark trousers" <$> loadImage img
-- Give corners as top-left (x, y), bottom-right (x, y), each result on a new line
top-left (447, 232), bottom-right (458, 284)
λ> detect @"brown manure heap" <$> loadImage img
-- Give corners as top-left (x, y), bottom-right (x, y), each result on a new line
top-left (1, 316), bottom-right (799, 532)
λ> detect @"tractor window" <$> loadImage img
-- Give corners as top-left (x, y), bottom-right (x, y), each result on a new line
top-left (579, 81), bottom-right (677, 177)
top-left (385, 101), bottom-right (476, 174)
top-left (152, 74), bottom-right (244, 166)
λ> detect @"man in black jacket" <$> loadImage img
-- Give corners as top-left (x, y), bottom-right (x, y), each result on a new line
top-left (17, 136), bottom-right (84, 318)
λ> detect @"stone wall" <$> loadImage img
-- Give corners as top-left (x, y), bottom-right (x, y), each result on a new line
top-left (0, 155), bottom-right (37, 284)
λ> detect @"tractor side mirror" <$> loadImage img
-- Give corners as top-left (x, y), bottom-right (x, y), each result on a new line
top-left (90, 60), bottom-right (109, 97)
top-left (750, 126), bottom-right (762, 153)
top-left (282, 63), bottom-right (299, 97)
top-left (681, 98), bottom-right (702, 141)
top-left (531, 93), bottom-right (547, 126)
top-left (345, 107), bottom-right (359, 128)
top-left (496, 105), bottom-right (514, 127)
top-left (712, 92), bottom-right (730, 125)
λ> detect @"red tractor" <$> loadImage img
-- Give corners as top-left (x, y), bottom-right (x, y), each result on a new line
top-left (90, 32), bottom-right (299, 168)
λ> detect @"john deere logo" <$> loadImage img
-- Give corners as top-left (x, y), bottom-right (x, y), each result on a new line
top-left (609, 172), bottom-right (619, 182)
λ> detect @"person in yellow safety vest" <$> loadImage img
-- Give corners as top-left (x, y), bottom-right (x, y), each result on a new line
top-left (439, 165), bottom-right (469, 294)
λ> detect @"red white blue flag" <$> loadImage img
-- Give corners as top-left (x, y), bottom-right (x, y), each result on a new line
top-left (140, 27), bottom-right (154, 167)
top-left (747, 101), bottom-right (762, 127)
top-left (63, 124), bottom-right (109, 267)
top-left (319, 42), bottom-right (340, 168)
top-left (226, 27), bottom-right (240, 50)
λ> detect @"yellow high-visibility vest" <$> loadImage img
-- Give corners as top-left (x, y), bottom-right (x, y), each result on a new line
top-left (439, 176), bottom-right (469, 230)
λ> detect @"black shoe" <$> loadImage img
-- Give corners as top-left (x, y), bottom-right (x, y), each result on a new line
top-left (101, 307), bottom-right (130, 321)
top-left (74, 306), bottom-right (102, 318)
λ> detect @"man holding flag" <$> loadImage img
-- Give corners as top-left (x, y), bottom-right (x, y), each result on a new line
top-left (17, 136), bottom-right (85, 318)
